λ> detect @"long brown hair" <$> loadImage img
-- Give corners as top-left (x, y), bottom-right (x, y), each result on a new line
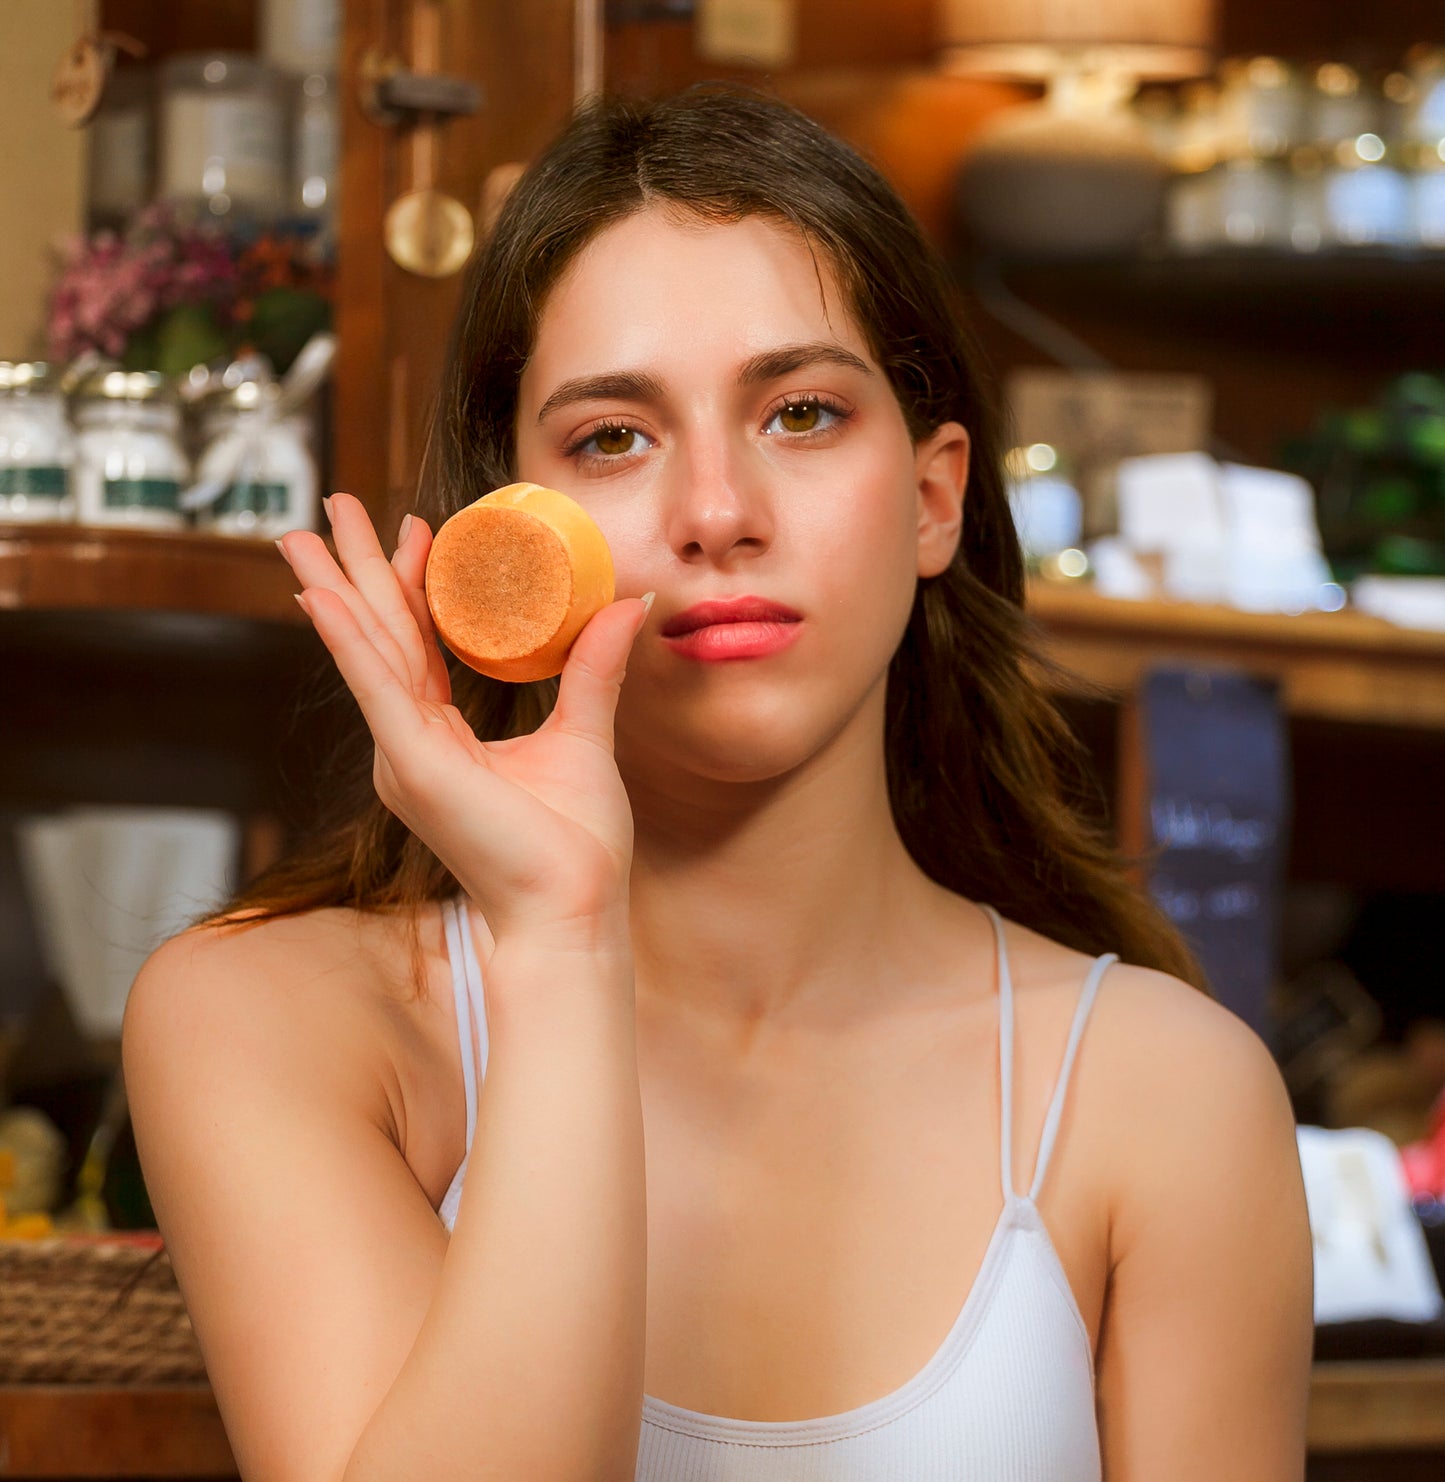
top-left (216, 86), bottom-right (1205, 991)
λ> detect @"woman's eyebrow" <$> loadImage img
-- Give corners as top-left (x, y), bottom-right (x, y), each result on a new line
top-left (736, 342), bottom-right (873, 385)
top-left (534, 342), bottom-right (872, 424)
top-left (536, 370), bottom-right (666, 423)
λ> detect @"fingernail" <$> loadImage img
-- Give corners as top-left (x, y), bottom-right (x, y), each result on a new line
top-left (640, 591), bottom-right (656, 615)
top-left (322, 495), bottom-right (335, 524)
top-left (275, 538), bottom-right (290, 562)
top-left (398, 513), bottom-right (414, 547)
top-left (294, 592), bottom-right (312, 617)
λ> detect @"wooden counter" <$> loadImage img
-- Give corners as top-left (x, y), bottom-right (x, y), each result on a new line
top-left (1027, 581), bottom-right (1445, 732)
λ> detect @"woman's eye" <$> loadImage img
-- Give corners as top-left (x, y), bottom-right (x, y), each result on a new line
top-left (764, 399), bottom-right (843, 436)
top-left (575, 424), bottom-right (652, 459)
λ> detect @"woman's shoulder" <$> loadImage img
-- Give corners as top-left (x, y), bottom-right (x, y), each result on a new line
top-left (122, 904), bottom-right (454, 1144)
top-left (1002, 914), bottom-right (1292, 1177)
top-left (1004, 911), bottom-right (1276, 1080)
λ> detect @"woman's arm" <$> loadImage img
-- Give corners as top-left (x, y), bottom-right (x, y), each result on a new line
top-left (1092, 970), bottom-right (1314, 1481)
top-left (127, 493), bottom-right (656, 1480)
top-left (124, 922), bottom-right (647, 1482)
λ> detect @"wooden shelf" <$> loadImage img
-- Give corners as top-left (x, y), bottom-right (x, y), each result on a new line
top-left (0, 1384), bottom-right (236, 1478)
top-left (3, 1362), bottom-right (1443, 1476)
top-left (0, 523), bottom-right (305, 626)
top-left (959, 250), bottom-right (1445, 357)
top-left (0, 524), bottom-right (334, 814)
top-left (1308, 1360), bottom-right (1445, 1452)
top-left (1028, 581), bottom-right (1445, 731)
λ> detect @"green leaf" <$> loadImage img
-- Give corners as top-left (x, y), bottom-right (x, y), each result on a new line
top-left (244, 287), bottom-right (332, 375)
top-left (124, 303), bottom-right (228, 378)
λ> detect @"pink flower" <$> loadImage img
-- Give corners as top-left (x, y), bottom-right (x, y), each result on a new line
top-left (44, 206), bottom-right (245, 365)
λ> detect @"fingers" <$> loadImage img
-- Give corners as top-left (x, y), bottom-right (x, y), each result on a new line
top-left (547, 594), bottom-right (654, 751)
top-left (294, 584), bottom-right (442, 759)
top-left (390, 512), bottom-right (453, 704)
top-left (279, 495), bottom-right (429, 693)
top-left (326, 493), bottom-right (435, 693)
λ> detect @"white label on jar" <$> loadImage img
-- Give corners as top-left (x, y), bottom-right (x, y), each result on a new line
top-left (161, 93), bottom-right (285, 209)
top-left (1325, 167), bottom-right (1412, 246)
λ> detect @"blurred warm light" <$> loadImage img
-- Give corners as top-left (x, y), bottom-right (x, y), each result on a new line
top-left (940, 0), bottom-right (1216, 80)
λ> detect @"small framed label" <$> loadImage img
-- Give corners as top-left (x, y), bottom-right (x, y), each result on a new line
top-left (52, 36), bottom-right (108, 128)
top-left (697, 0), bottom-right (796, 69)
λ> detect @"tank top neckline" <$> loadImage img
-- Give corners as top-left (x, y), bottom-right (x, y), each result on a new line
top-left (438, 895), bottom-right (1116, 1444)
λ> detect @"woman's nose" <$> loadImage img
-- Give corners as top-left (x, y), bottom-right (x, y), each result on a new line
top-left (661, 433), bottom-right (774, 565)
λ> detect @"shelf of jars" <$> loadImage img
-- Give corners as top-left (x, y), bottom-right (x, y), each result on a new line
top-left (0, 521), bottom-right (303, 626)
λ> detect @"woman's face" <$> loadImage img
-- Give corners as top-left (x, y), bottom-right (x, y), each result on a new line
top-left (513, 206), bottom-right (968, 786)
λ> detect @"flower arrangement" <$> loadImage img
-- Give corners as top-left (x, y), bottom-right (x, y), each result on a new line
top-left (47, 205), bottom-right (332, 378)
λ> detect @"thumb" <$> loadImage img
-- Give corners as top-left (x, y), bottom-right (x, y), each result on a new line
top-left (548, 593), bottom-right (654, 748)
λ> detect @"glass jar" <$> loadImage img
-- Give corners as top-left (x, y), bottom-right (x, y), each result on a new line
top-left (194, 380), bottom-right (318, 538)
top-left (293, 71), bottom-right (338, 234)
top-left (1402, 47), bottom-right (1445, 249)
top-left (1218, 56), bottom-right (1304, 163)
top-left (1212, 154), bottom-right (1292, 248)
top-left (158, 53), bottom-right (287, 222)
top-left (0, 362), bottom-right (74, 522)
top-left (260, 0), bottom-right (341, 74)
top-left (87, 65), bottom-right (153, 229)
top-left (1165, 81), bottom-right (1223, 252)
top-left (1324, 132), bottom-right (1413, 247)
top-left (1307, 64), bottom-right (1376, 151)
top-left (1288, 145), bottom-right (1328, 252)
top-left (1411, 139), bottom-right (1445, 248)
top-left (72, 368), bottom-right (188, 530)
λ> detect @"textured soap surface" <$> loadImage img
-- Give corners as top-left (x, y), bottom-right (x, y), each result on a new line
top-left (424, 483), bottom-right (615, 682)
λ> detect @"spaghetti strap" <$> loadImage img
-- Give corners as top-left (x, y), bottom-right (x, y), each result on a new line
top-left (1029, 950), bottom-right (1117, 1202)
top-left (442, 897), bottom-right (479, 1155)
top-left (979, 905), bottom-right (1017, 1204)
top-left (455, 897), bottom-right (490, 1081)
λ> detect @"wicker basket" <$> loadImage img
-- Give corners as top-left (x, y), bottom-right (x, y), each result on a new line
top-left (0, 1234), bottom-right (208, 1384)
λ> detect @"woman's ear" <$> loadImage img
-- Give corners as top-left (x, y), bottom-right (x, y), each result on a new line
top-left (915, 421), bottom-right (970, 579)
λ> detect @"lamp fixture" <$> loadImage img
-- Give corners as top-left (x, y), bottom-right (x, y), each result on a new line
top-left (943, 0), bottom-right (1219, 256)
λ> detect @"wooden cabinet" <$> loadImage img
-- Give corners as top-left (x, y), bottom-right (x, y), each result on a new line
top-left (6, 4), bottom-right (1445, 1477)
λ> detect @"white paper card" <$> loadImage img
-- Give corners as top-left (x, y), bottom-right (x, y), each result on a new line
top-left (1353, 577), bottom-right (1445, 633)
top-left (1297, 1124), bottom-right (1444, 1325)
top-left (1218, 464), bottom-right (1323, 548)
top-left (1116, 453), bottom-right (1224, 554)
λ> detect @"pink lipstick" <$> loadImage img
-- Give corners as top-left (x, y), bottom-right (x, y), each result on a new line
top-left (659, 596), bottom-right (803, 662)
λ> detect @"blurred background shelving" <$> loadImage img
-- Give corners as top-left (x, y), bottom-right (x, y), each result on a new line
top-left (2, 2), bottom-right (1445, 1476)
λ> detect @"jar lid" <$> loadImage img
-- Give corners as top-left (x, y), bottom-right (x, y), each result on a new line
top-left (74, 366), bottom-right (179, 404)
top-left (0, 361), bottom-right (59, 395)
top-left (205, 378), bottom-right (281, 413)
top-left (159, 51), bottom-right (280, 90)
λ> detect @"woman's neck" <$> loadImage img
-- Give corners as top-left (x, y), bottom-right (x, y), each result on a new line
top-left (622, 710), bottom-right (969, 1039)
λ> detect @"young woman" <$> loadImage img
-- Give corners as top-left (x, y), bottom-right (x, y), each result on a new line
top-left (123, 88), bottom-right (1313, 1482)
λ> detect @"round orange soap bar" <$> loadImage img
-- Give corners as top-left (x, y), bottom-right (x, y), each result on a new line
top-left (425, 483), bottom-right (615, 682)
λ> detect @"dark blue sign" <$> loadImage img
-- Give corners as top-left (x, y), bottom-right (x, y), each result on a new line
top-left (1140, 666), bottom-right (1290, 1039)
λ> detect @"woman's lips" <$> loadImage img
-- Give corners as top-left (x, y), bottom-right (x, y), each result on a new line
top-left (657, 596), bottom-right (803, 661)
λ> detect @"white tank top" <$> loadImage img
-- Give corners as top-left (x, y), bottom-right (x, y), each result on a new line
top-left (437, 898), bottom-right (1116, 1480)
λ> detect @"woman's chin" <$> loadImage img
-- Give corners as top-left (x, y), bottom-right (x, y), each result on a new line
top-left (617, 714), bottom-right (831, 789)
